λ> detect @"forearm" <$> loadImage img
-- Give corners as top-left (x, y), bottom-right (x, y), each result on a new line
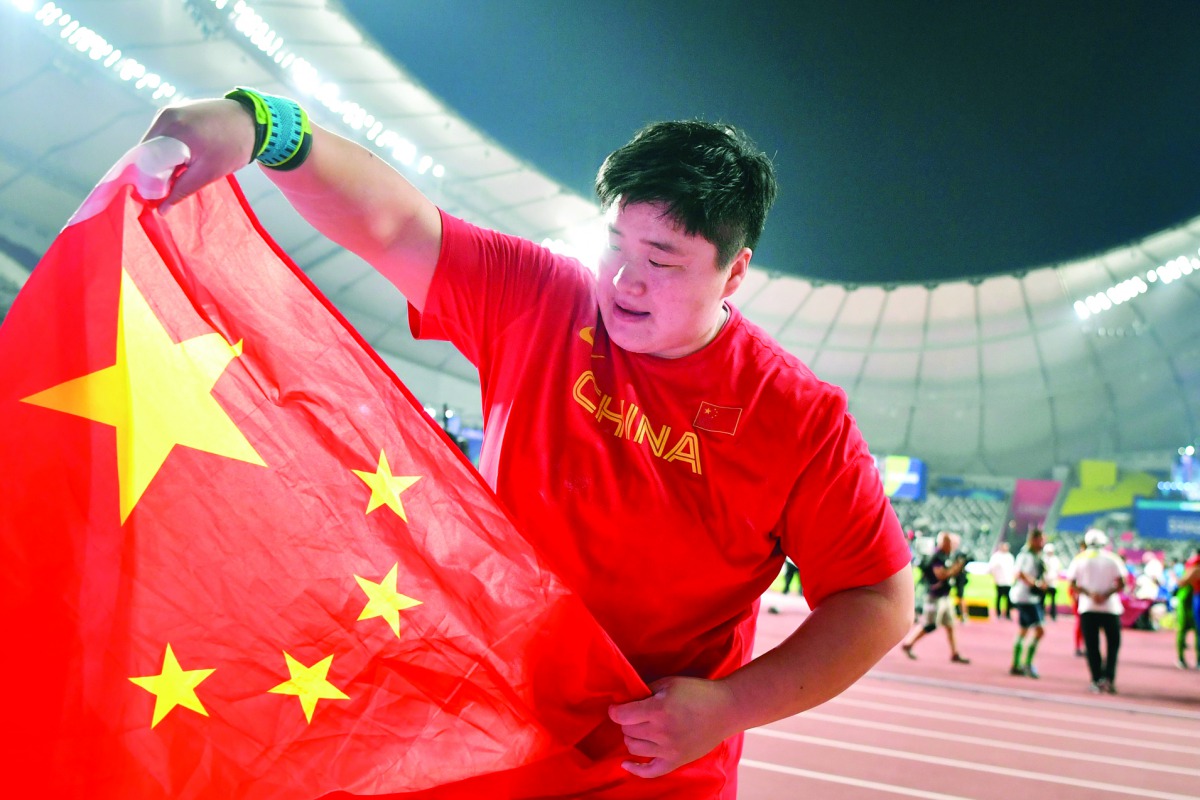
top-left (719, 564), bottom-right (913, 733)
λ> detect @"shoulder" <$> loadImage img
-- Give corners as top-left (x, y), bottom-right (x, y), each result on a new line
top-left (439, 210), bottom-right (596, 294)
top-left (726, 307), bottom-right (850, 422)
top-left (727, 310), bottom-right (818, 380)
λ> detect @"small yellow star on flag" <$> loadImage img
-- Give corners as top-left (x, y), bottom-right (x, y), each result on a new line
top-left (129, 643), bottom-right (216, 728)
top-left (351, 450), bottom-right (421, 520)
top-left (268, 652), bottom-right (350, 724)
top-left (355, 563), bottom-right (423, 637)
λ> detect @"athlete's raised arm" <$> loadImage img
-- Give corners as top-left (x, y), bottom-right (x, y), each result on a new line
top-left (142, 94), bottom-right (441, 311)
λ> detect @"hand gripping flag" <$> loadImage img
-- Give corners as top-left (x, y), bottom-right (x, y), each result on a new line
top-left (0, 139), bottom-right (647, 799)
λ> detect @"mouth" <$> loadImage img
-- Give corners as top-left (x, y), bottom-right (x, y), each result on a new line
top-left (613, 302), bottom-right (650, 319)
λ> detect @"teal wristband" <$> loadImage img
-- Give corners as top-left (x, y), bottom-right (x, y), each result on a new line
top-left (224, 87), bottom-right (313, 171)
top-left (258, 92), bottom-right (312, 170)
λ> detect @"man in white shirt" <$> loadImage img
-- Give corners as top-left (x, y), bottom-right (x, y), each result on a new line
top-left (1066, 529), bottom-right (1126, 694)
top-left (988, 541), bottom-right (1017, 620)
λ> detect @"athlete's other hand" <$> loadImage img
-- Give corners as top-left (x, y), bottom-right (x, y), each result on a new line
top-left (607, 675), bottom-right (738, 779)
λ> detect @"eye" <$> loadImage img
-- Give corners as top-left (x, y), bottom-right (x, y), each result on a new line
top-left (648, 260), bottom-right (679, 269)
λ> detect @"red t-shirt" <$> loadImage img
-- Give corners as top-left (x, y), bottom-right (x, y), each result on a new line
top-left (401, 210), bottom-right (910, 796)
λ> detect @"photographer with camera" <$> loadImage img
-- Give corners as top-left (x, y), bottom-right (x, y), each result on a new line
top-left (1009, 527), bottom-right (1049, 678)
top-left (901, 532), bottom-right (972, 664)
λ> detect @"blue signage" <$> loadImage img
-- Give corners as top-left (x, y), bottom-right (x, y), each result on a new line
top-left (1133, 499), bottom-right (1200, 540)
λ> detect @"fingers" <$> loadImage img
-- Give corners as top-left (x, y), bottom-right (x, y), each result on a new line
top-left (159, 160), bottom-right (221, 214)
top-left (607, 690), bottom-right (661, 726)
top-left (613, 699), bottom-right (677, 777)
top-left (621, 756), bottom-right (671, 779)
top-left (622, 731), bottom-right (657, 758)
top-left (159, 164), bottom-right (198, 215)
top-left (610, 678), bottom-right (712, 778)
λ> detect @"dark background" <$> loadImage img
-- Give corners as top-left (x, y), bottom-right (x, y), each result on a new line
top-left (344, 0), bottom-right (1200, 283)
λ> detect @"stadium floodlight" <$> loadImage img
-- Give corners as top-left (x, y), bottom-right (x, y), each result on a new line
top-left (10, 1), bottom-right (447, 182)
top-left (540, 220), bottom-right (608, 273)
top-left (202, 0), bottom-right (447, 181)
top-left (14, 2), bottom-right (183, 104)
top-left (1073, 250), bottom-right (1197, 320)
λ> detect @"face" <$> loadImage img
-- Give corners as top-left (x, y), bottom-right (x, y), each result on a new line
top-left (1030, 533), bottom-right (1045, 552)
top-left (597, 201), bottom-right (748, 358)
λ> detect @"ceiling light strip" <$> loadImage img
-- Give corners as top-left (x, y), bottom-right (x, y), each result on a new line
top-left (204, 0), bottom-right (445, 179)
top-left (7, 1), bottom-right (446, 180)
top-left (12, 1), bottom-right (184, 104)
top-left (1072, 252), bottom-right (1199, 320)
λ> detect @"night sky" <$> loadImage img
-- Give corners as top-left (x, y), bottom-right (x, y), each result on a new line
top-left (344, 0), bottom-right (1200, 284)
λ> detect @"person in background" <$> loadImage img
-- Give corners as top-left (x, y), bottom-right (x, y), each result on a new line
top-left (1176, 573), bottom-right (1196, 669)
top-left (141, 91), bottom-right (915, 796)
top-left (1008, 528), bottom-right (1048, 678)
top-left (901, 532), bottom-right (971, 664)
top-left (1067, 529), bottom-right (1126, 693)
top-left (780, 556), bottom-right (800, 596)
top-left (1179, 547), bottom-right (1200, 669)
top-left (1136, 551), bottom-right (1166, 602)
top-left (766, 556), bottom-right (800, 615)
top-left (1041, 541), bottom-right (1062, 622)
top-left (988, 541), bottom-right (1016, 621)
top-left (1164, 558), bottom-right (1179, 603)
top-left (1069, 538), bottom-right (1088, 656)
top-left (950, 534), bottom-right (970, 621)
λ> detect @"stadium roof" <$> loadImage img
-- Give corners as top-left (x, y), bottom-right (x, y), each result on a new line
top-left (2, 0), bottom-right (1198, 479)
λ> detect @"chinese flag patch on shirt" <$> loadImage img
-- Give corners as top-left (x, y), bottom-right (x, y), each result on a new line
top-left (694, 401), bottom-right (742, 435)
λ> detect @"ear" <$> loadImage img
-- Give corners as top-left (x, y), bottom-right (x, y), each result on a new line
top-left (721, 247), bottom-right (752, 299)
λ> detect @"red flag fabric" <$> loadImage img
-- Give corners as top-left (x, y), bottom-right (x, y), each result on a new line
top-left (0, 140), bottom-right (646, 799)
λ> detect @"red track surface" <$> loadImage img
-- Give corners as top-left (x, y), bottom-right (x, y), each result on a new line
top-left (737, 593), bottom-right (1200, 799)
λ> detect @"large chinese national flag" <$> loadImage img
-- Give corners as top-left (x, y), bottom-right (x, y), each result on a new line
top-left (0, 140), bottom-right (646, 799)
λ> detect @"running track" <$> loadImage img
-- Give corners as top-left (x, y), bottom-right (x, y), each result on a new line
top-left (737, 593), bottom-right (1200, 798)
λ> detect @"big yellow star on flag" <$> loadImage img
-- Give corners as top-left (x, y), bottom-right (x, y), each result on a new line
top-left (21, 268), bottom-right (265, 523)
top-left (129, 643), bottom-right (216, 728)
top-left (355, 563), bottom-right (423, 638)
top-left (268, 652), bottom-right (350, 724)
top-left (351, 450), bottom-right (421, 520)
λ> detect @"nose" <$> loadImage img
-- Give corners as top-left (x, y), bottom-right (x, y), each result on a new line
top-left (612, 262), bottom-right (646, 296)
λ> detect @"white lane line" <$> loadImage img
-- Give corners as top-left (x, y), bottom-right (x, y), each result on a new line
top-left (746, 728), bottom-right (1198, 800)
top-left (739, 759), bottom-right (970, 799)
top-left (844, 681), bottom-right (1200, 743)
top-left (801, 711), bottom-right (1200, 777)
top-left (863, 672), bottom-right (1200, 723)
top-left (821, 697), bottom-right (1200, 756)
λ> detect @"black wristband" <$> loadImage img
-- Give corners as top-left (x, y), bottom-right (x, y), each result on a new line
top-left (225, 91), bottom-right (266, 166)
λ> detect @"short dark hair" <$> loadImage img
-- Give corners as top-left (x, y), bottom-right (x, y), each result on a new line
top-left (595, 120), bottom-right (777, 267)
